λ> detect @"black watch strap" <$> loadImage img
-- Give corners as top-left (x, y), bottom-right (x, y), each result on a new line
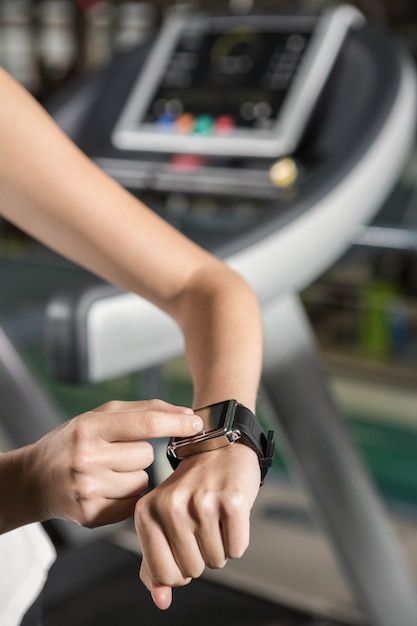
top-left (168, 453), bottom-right (181, 471)
top-left (234, 403), bottom-right (275, 485)
top-left (167, 401), bottom-right (275, 484)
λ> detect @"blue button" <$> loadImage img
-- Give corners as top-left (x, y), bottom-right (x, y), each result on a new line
top-left (156, 112), bottom-right (176, 128)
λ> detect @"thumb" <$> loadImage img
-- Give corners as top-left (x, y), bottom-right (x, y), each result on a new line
top-left (140, 560), bottom-right (173, 610)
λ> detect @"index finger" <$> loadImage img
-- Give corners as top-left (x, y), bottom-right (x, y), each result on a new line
top-left (95, 409), bottom-right (203, 442)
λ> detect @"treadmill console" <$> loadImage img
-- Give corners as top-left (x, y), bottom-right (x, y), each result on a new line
top-left (112, 4), bottom-right (364, 158)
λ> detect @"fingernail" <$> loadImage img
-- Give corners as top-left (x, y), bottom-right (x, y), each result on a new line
top-left (193, 417), bottom-right (204, 431)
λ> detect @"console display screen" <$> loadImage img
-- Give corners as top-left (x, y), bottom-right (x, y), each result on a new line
top-left (141, 24), bottom-right (310, 138)
top-left (112, 7), bottom-right (361, 157)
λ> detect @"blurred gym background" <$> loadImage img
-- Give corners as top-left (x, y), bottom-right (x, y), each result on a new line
top-left (2, 2), bottom-right (417, 624)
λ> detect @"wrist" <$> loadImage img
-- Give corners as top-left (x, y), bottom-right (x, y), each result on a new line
top-left (0, 445), bottom-right (43, 533)
top-left (235, 438), bottom-right (262, 478)
top-left (171, 439), bottom-right (261, 487)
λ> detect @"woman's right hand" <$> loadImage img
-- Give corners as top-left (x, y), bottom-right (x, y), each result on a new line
top-left (22, 399), bottom-right (202, 529)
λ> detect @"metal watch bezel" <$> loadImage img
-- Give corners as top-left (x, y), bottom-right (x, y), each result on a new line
top-left (167, 399), bottom-right (240, 460)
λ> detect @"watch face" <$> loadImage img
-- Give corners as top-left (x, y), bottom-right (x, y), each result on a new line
top-left (195, 400), bottom-right (234, 434)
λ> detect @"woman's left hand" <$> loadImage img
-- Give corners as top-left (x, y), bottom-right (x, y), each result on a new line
top-left (134, 442), bottom-right (260, 609)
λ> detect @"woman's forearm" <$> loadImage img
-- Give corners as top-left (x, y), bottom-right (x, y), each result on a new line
top-left (0, 68), bottom-right (263, 411)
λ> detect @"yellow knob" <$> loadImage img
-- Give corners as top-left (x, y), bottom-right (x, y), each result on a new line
top-left (269, 157), bottom-right (298, 188)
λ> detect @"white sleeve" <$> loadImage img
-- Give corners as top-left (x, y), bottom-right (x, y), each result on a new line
top-left (0, 523), bottom-right (56, 626)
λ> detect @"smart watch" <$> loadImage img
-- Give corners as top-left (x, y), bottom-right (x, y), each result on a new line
top-left (166, 399), bottom-right (275, 484)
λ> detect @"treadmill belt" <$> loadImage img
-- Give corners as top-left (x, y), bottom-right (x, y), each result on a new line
top-left (43, 540), bottom-right (352, 626)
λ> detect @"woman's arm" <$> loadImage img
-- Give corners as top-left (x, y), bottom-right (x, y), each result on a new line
top-left (0, 69), bottom-right (264, 607)
top-left (0, 68), bottom-right (262, 404)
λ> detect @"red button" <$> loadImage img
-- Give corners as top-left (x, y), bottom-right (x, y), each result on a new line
top-left (215, 115), bottom-right (235, 134)
top-left (169, 154), bottom-right (207, 171)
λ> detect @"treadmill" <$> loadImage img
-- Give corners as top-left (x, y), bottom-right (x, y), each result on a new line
top-left (19, 4), bottom-right (417, 625)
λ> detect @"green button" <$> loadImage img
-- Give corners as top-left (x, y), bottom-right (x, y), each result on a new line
top-left (194, 114), bottom-right (214, 134)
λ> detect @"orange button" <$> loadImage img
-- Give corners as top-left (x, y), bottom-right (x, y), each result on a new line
top-left (175, 113), bottom-right (195, 134)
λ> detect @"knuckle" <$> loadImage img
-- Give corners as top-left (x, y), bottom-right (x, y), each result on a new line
top-left (223, 491), bottom-right (246, 518)
top-left (178, 416), bottom-right (193, 436)
top-left (134, 494), bottom-right (155, 527)
top-left (143, 398), bottom-right (168, 411)
top-left (72, 472), bottom-right (98, 502)
top-left (71, 489), bottom-right (101, 528)
top-left (133, 501), bottom-right (146, 526)
top-left (142, 412), bottom-right (161, 436)
top-left (71, 413), bottom-right (92, 443)
top-left (103, 400), bottom-right (120, 412)
top-left (193, 491), bottom-right (217, 518)
top-left (69, 436), bottom-right (94, 475)
top-left (92, 400), bottom-right (122, 413)
top-left (164, 490), bottom-right (187, 525)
